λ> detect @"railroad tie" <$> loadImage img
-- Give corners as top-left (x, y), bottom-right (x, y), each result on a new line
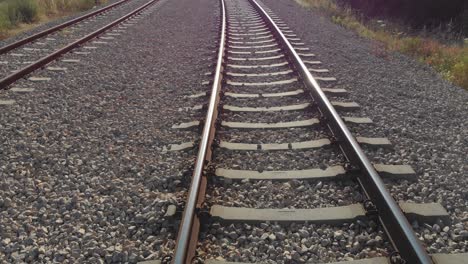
top-left (0, 100), bottom-right (15, 106)
top-left (297, 52), bottom-right (316, 57)
top-left (209, 202), bottom-right (448, 224)
top-left (226, 78), bottom-right (297, 86)
top-left (73, 52), bottom-right (90, 55)
top-left (28, 77), bottom-right (51, 82)
top-left (219, 137), bottom-right (392, 151)
top-left (172, 121), bottom-right (201, 130)
top-left (331, 101), bottom-right (360, 111)
top-left (343, 116), bottom-right (373, 124)
top-left (163, 142), bottom-right (195, 152)
top-left (223, 103), bottom-right (310, 112)
top-left (10, 88), bottom-right (35, 93)
top-left (178, 105), bottom-right (204, 112)
top-left (226, 69), bottom-right (292, 77)
top-left (185, 91), bottom-right (208, 99)
top-left (228, 54), bottom-right (284, 61)
top-left (224, 89), bottom-right (304, 98)
top-left (215, 166), bottom-right (346, 180)
top-left (47, 67), bottom-right (67, 72)
top-left (373, 164), bottom-right (416, 179)
top-left (356, 137), bottom-right (392, 148)
top-left (308, 68), bottom-right (329, 73)
top-left (303, 59), bottom-right (321, 65)
top-left (230, 139), bottom-right (331, 150)
top-left (229, 43), bottom-right (277, 49)
top-left (62, 59), bottom-right (81, 63)
top-left (226, 61), bottom-right (288, 69)
top-left (221, 118), bottom-right (319, 129)
top-left (204, 254), bottom-right (468, 264)
top-left (23, 48), bottom-right (49, 51)
top-left (322, 88), bottom-right (348, 96)
top-left (215, 164), bottom-right (417, 181)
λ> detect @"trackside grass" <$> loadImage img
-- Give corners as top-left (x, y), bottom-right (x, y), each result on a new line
top-left (0, 0), bottom-right (108, 39)
top-left (297, 0), bottom-right (468, 90)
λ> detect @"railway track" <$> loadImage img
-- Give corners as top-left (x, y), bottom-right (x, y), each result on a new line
top-left (0, 0), bottom-right (159, 90)
top-left (170, 0), bottom-right (466, 263)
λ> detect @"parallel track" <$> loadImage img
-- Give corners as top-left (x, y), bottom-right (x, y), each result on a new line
top-left (172, 0), bottom-right (457, 263)
top-left (0, 0), bottom-right (158, 89)
top-left (0, 0), bottom-right (130, 54)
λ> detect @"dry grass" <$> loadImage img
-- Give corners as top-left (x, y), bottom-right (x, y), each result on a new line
top-left (37, 0), bottom-right (106, 14)
top-left (298, 0), bottom-right (468, 90)
top-left (0, 0), bottom-right (108, 39)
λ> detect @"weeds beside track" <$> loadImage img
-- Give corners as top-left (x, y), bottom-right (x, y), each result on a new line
top-left (0, 0), bottom-right (109, 39)
top-left (297, 0), bottom-right (468, 90)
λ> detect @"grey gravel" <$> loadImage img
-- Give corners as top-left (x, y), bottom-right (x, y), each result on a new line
top-left (207, 179), bottom-right (362, 209)
top-left (221, 108), bottom-right (319, 123)
top-left (213, 147), bottom-right (344, 171)
top-left (198, 221), bottom-right (391, 263)
top-left (222, 94), bottom-right (310, 108)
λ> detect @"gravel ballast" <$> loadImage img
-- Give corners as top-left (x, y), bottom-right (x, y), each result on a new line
top-left (0, 0), bottom-right (218, 262)
top-left (259, 0), bottom-right (468, 255)
top-left (198, 221), bottom-right (391, 263)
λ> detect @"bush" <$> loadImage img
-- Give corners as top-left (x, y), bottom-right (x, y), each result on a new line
top-left (37, 0), bottom-right (106, 14)
top-left (337, 0), bottom-right (467, 31)
top-left (70, 0), bottom-right (99, 12)
top-left (449, 52), bottom-right (468, 88)
top-left (0, 6), bottom-right (11, 37)
top-left (0, 0), bottom-right (107, 38)
top-left (6, 0), bottom-right (38, 24)
top-left (0, 0), bottom-right (38, 30)
top-left (17, 0), bottom-right (38, 23)
top-left (399, 37), bottom-right (423, 56)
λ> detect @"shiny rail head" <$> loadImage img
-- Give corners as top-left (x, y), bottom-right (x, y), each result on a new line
top-left (172, 0), bottom-right (228, 263)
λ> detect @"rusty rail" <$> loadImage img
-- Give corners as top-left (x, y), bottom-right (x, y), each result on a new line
top-left (172, 0), bottom-right (226, 262)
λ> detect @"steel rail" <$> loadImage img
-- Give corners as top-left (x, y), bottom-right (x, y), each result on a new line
top-left (248, 0), bottom-right (433, 263)
top-left (0, 0), bottom-right (130, 55)
top-left (172, 0), bottom-right (226, 262)
top-left (0, 0), bottom-right (157, 90)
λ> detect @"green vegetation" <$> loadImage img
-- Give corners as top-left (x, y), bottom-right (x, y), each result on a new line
top-left (0, 0), bottom-right (38, 32)
top-left (297, 0), bottom-right (468, 90)
top-left (37, 0), bottom-right (107, 14)
top-left (0, 0), bottom-right (108, 39)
